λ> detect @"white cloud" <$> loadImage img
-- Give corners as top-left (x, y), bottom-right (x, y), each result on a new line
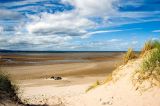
top-left (108, 38), bottom-right (122, 42)
top-left (151, 37), bottom-right (159, 40)
top-left (82, 29), bottom-right (122, 38)
top-left (0, 0), bottom-right (46, 7)
top-left (62, 0), bottom-right (160, 27)
top-left (1, 0), bottom-right (156, 50)
top-left (0, 9), bottom-right (22, 20)
top-left (87, 29), bottom-right (122, 35)
top-left (82, 28), bottom-right (142, 38)
top-left (62, 0), bottom-right (118, 17)
top-left (23, 0), bottom-right (120, 42)
top-left (64, 39), bottom-right (137, 51)
top-left (152, 30), bottom-right (160, 32)
top-left (8, 34), bottom-right (72, 45)
top-left (26, 12), bottom-right (95, 36)
top-left (0, 26), bottom-right (4, 33)
top-left (0, 33), bottom-right (73, 50)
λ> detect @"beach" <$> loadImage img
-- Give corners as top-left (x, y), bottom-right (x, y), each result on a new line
top-left (1, 51), bottom-right (160, 106)
top-left (0, 52), bottom-right (123, 105)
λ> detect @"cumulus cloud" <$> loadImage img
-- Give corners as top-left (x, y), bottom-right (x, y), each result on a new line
top-left (26, 12), bottom-right (95, 36)
top-left (23, 0), bottom-right (121, 38)
top-left (62, 0), bottom-right (118, 17)
top-left (1, 0), bottom-right (157, 50)
top-left (11, 0), bottom-right (120, 50)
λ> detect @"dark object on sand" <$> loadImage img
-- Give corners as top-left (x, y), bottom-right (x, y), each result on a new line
top-left (51, 76), bottom-right (62, 80)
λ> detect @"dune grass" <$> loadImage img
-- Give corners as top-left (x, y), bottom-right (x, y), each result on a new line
top-left (141, 40), bottom-right (160, 73)
top-left (123, 48), bottom-right (136, 63)
top-left (140, 40), bottom-right (153, 56)
top-left (103, 73), bottom-right (113, 84)
top-left (142, 49), bottom-right (160, 72)
top-left (0, 72), bottom-right (14, 92)
top-left (0, 71), bottom-right (20, 101)
top-left (85, 73), bottom-right (113, 92)
top-left (134, 40), bottom-right (160, 89)
top-left (140, 41), bottom-right (160, 83)
top-left (86, 80), bottom-right (100, 92)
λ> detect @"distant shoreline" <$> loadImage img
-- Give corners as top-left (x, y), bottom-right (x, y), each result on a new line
top-left (0, 50), bottom-right (140, 53)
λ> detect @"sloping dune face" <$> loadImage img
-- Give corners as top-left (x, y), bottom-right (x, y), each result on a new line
top-left (82, 59), bottom-right (160, 106)
top-left (62, 59), bottom-right (160, 106)
top-left (19, 59), bottom-right (160, 106)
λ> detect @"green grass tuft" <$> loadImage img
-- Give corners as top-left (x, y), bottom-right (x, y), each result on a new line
top-left (141, 40), bottom-right (160, 73)
top-left (123, 48), bottom-right (136, 63)
top-left (142, 49), bottom-right (160, 72)
top-left (134, 40), bottom-right (160, 89)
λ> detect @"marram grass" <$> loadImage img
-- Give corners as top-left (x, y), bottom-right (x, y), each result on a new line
top-left (0, 71), bottom-right (19, 101)
top-left (140, 40), bottom-right (153, 56)
top-left (86, 80), bottom-right (100, 92)
top-left (134, 40), bottom-right (160, 89)
top-left (123, 48), bottom-right (136, 63)
top-left (141, 40), bottom-right (160, 73)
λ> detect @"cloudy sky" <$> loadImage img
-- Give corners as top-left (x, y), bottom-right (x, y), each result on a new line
top-left (0, 0), bottom-right (160, 51)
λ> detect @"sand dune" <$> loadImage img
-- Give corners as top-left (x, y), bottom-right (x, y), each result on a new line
top-left (17, 59), bottom-right (160, 106)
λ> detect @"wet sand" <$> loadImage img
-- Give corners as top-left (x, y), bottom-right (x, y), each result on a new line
top-left (0, 52), bottom-right (124, 105)
top-left (1, 54), bottom-right (122, 86)
top-left (0, 52), bottom-right (123, 80)
top-left (1, 52), bottom-right (123, 85)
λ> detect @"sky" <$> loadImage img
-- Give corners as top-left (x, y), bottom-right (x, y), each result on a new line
top-left (0, 0), bottom-right (160, 51)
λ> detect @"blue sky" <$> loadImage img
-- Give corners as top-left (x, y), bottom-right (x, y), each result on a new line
top-left (0, 0), bottom-right (160, 51)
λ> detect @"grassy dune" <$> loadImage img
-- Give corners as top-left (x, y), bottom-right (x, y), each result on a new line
top-left (86, 40), bottom-right (160, 92)
top-left (135, 40), bottom-right (160, 89)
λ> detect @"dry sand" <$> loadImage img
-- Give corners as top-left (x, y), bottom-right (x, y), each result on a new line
top-left (14, 59), bottom-right (160, 106)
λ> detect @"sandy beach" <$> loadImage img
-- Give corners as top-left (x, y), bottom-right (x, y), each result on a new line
top-left (1, 51), bottom-right (160, 106)
top-left (0, 52), bottom-right (124, 105)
